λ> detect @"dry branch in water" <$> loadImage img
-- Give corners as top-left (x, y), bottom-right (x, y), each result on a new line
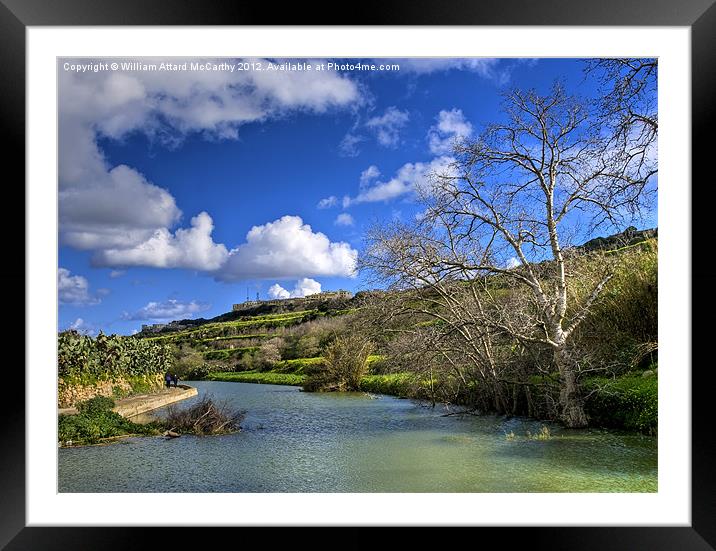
top-left (163, 396), bottom-right (245, 435)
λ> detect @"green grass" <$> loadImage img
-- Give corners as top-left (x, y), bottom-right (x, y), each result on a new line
top-left (359, 373), bottom-right (414, 397)
top-left (207, 370), bottom-right (412, 392)
top-left (58, 397), bottom-right (160, 446)
top-left (273, 357), bottom-right (325, 374)
top-left (207, 370), bottom-right (306, 386)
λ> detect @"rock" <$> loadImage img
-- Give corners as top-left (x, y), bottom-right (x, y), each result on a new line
top-left (164, 430), bottom-right (181, 438)
top-left (642, 370), bottom-right (655, 378)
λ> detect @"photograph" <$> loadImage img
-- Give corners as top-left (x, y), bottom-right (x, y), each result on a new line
top-left (56, 56), bottom-right (659, 494)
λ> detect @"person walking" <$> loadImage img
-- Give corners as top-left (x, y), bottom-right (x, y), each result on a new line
top-left (165, 372), bottom-right (172, 389)
top-left (171, 373), bottom-right (179, 388)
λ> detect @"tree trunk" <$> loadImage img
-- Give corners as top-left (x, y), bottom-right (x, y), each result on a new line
top-left (555, 348), bottom-right (588, 428)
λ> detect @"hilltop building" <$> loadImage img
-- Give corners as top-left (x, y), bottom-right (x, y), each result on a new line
top-left (232, 289), bottom-right (352, 312)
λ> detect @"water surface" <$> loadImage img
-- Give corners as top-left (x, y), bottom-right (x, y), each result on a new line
top-left (58, 381), bottom-right (657, 492)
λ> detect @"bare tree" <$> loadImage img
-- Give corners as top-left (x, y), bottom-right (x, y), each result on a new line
top-left (585, 58), bottom-right (657, 155)
top-left (362, 82), bottom-right (656, 427)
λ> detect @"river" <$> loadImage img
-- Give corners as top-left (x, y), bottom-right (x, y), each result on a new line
top-left (58, 381), bottom-right (657, 492)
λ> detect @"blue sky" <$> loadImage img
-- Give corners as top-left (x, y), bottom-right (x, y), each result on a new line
top-left (58, 58), bottom-right (656, 335)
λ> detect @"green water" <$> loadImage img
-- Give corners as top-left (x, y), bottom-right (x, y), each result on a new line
top-left (58, 381), bottom-right (657, 492)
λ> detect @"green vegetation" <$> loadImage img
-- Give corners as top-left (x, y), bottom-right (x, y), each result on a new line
top-left (143, 310), bottom-right (322, 344)
top-left (359, 373), bottom-right (413, 397)
top-left (59, 397), bottom-right (160, 446)
top-left (59, 330), bottom-right (171, 380)
top-left (303, 334), bottom-right (373, 392)
top-left (59, 396), bottom-right (245, 447)
top-left (273, 357), bottom-right (324, 374)
top-left (207, 370), bottom-right (306, 386)
top-left (203, 346), bottom-right (259, 361)
top-left (583, 370), bottom-right (658, 434)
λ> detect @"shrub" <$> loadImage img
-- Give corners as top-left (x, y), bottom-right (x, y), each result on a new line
top-left (303, 335), bottom-right (373, 392)
top-left (76, 396), bottom-right (115, 415)
top-left (163, 396), bottom-right (245, 435)
top-left (185, 363), bottom-right (212, 380)
top-left (254, 339), bottom-right (282, 371)
top-left (583, 372), bottom-right (657, 434)
top-left (59, 397), bottom-right (158, 446)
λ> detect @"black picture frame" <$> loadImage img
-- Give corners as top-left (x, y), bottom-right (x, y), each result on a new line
top-left (4, 1), bottom-right (713, 548)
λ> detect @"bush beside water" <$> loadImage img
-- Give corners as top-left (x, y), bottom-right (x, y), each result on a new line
top-left (583, 371), bottom-right (658, 434)
top-left (59, 397), bottom-right (158, 446)
top-left (59, 395), bottom-right (245, 447)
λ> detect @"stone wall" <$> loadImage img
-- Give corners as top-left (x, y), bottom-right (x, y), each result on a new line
top-left (58, 373), bottom-right (164, 408)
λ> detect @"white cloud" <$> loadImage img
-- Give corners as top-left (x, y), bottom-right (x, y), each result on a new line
top-left (317, 196), bottom-right (338, 209)
top-left (268, 278), bottom-right (322, 299)
top-left (109, 270), bottom-right (125, 278)
top-left (506, 257), bottom-right (521, 269)
top-left (58, 267), bottom-right (100, 305)
top-left (339, 132), bottom-right (363, 157)
top-left (217, 215), bottom-right (357, 281)
top-left (60, 164), bottom-right (181, 250)
top-left (345, 156), bottom-right (456, 206)
top-left (59, 58), bottom-right (362, 263)
top-left (428, 108), bottom-right (473, 155)
top-left (335, 213), bottom-right (355, 226)
top-left (365, 107), bottom-right (410, 147)
top-left (66, 318), bottom-right (97, 336)
top-left (359, 165), bottom-right (381, 187)
top-left (122, 299), bottom-right (211, 321)
top-left (93, 212), bottom-right (228, 270)
top-left (267, 284), bottom-right (290, 299)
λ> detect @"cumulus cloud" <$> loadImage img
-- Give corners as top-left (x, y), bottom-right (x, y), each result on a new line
top-left (317, 196), bottom-right (338, 209)
top-left (268, 278), bottom-right (322, 299)
top-left (122, 299), bottom-right (211, 321)
top-left (216, 215), bottom-right (357, 281)
top-left (365, 107), bottom-right (410, 147)
top-left (58, 267), bottom-right (100, 305)
top-left (344, 156), bottom-right (455, 206)
top-left (335, 213), bottom-right (355, 226)
top-left (59, 58), bottom-right (362, 264)
top-left (359, 165), bottom-right (381, 187)
top-left (428, 108), bottom-right (473, 155)
top-left (93, 212), bottom-right (228, 270)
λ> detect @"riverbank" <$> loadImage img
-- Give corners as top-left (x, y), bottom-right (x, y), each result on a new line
top-left (205, 367), bottom-right (657, 435)
top-left (58, 390), bottom-right (240, 447)
top-left (59, 384), bottom-right (198, 422)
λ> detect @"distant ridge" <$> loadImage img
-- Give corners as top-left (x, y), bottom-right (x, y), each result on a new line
top-left (578, 226), bottom-right (657, 252)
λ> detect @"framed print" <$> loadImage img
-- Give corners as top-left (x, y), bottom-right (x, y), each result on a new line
top-left (4, 0), bottom-right (714, 548)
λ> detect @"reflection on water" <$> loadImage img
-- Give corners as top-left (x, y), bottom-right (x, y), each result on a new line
top-left (58, 381), bottom-right (657, 493)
